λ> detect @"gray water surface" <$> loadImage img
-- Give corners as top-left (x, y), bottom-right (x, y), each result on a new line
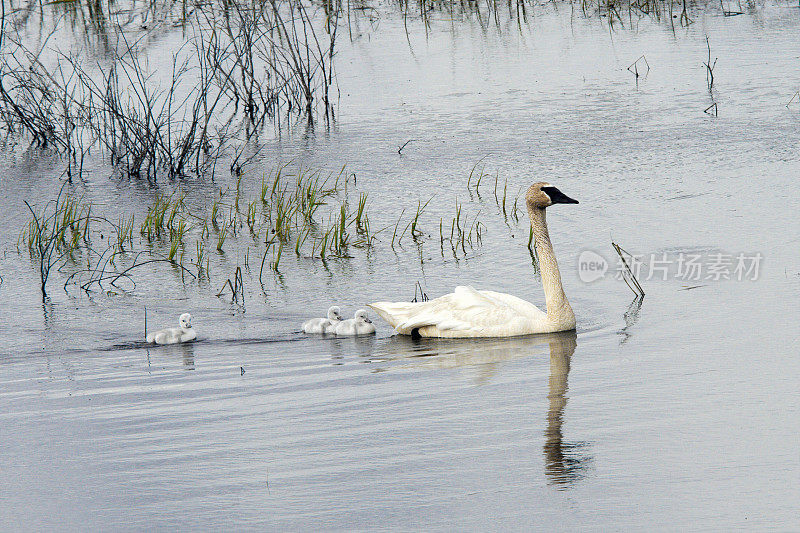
top-left (1, 2), bottom-right (799, 530)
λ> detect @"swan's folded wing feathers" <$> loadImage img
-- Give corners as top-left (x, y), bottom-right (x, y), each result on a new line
top-left (370, 285), bottom-right (542, 336)
top-left (390, 288), bottom-right (516, 333)
top-left (479, 290), bottom-right (546, 318)
top-left (368, 302), bottom-right (415, 329)
top-left (397, 313), bottom-right (470, 332)
top-left (436, 319), bottom-right (470, 331)
top-left (452, 285), bottom-right (496, 309)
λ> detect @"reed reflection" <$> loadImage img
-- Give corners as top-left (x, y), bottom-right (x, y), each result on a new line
top-left (618, 295), bottom-right (644, 345)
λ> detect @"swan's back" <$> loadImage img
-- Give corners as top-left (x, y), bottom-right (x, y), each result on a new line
top-left (369, 285), bottom-right (550, 338)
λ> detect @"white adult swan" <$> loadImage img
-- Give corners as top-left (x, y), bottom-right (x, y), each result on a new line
top-left (146, 313), bottom-right (197, 344)
top-left (303, 306), bottom-right (343, 334)
top-left (369, 182), bottom-right (578, 338)
top-left (335, 309), bottom-right (376, 336)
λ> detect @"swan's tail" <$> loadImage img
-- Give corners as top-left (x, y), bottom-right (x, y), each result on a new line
top-left (367, 301), bottom-right (418, 330)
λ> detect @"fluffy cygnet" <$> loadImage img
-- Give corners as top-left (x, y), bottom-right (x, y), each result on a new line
top-left (303, 306), bottom-right (343, 334)
top-left (146, 313), bottom-right (197, 345)
top-left (335, 309), bottom-right (376, 336)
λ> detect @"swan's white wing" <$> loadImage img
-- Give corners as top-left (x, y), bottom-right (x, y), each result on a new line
top-left (370, 286), bottom-right (476, 332)
top-left (395, 286), bottom-right (502, 331)
top-left (477, 290), bottom-right (546, 319)
top-left (370, 286), bottom-right (548, 337)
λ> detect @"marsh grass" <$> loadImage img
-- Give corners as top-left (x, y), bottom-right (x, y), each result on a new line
top-left (0, 0), bottom-right (710, 184)
top-left (168, 219), bottom-right (187, 263)
top-left (391, 208), bottom-right (406, 249)
top-left (141, 194), bottom-right (174, 241)
top-left (20, 186), bottom-right (94, 297)
top-left (23, 159), bottom-right (501, 299)
top-left (467, 160), bottom-right (490, 195)
top-left (116, 214), bottom-right (135, 252)
top-left (410, 198), bottom-right (432, 239)
top-left (355, 193), bottom-right (368, 228)
top-left (216, 221), bottom-right (229, 252)
top-left (271, 242), bottom-right (283, 271)
top-left (195, 240), bottom-right (207, 278)
top-left (20, 183), bottom-right (202, 297)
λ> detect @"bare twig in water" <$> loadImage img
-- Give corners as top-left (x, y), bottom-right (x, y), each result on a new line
top-left (627, 55), bottom-right (650, 78)
top-left (611, 241), bottom-right (645, 297)
top-left (217, 265), bottom-right (245, 304)
top-left (398, 139), bottom-right (415, 154)
top-left (680, 0), bottom-right (694, 25)
top-left (719, 0), bottom-right (744, 16)
top-left (703, 36), bottom-right (717, 92)
top-left (412, 281), bottom-right (429, 302)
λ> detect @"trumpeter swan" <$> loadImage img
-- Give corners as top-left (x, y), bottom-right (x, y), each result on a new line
top-left (369, 182), bottom-right (578, 338)
top-left (303, 306), bottom-right (343, 334)
top-left (335, 309), bottom-right (376, 336)
top-left (146, 313), bottom-right (197, 344)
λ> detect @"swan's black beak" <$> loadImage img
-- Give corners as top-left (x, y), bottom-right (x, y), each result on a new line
top-left (542, 186), bottom-right (579, 204)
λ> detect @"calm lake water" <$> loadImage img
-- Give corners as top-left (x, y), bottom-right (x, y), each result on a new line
top-left (1, 1), bottom-right (799, 530)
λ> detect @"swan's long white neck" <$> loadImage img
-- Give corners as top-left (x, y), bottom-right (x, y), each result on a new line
top-left (528, 207), bottom-right (576, 329)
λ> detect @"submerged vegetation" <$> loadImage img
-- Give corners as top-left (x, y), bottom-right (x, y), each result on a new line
top-left (0, 0), bottom-right (338, 179)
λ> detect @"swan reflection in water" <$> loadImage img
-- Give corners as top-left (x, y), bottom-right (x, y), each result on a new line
top-left (355, 330), bottom-right (592, 487)
top-left (143, 341), bottom-right (196, 371)
top-left (179, 342), bottom-right (196, 370)
top-left (543, 331), bottom-right (592, 487)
